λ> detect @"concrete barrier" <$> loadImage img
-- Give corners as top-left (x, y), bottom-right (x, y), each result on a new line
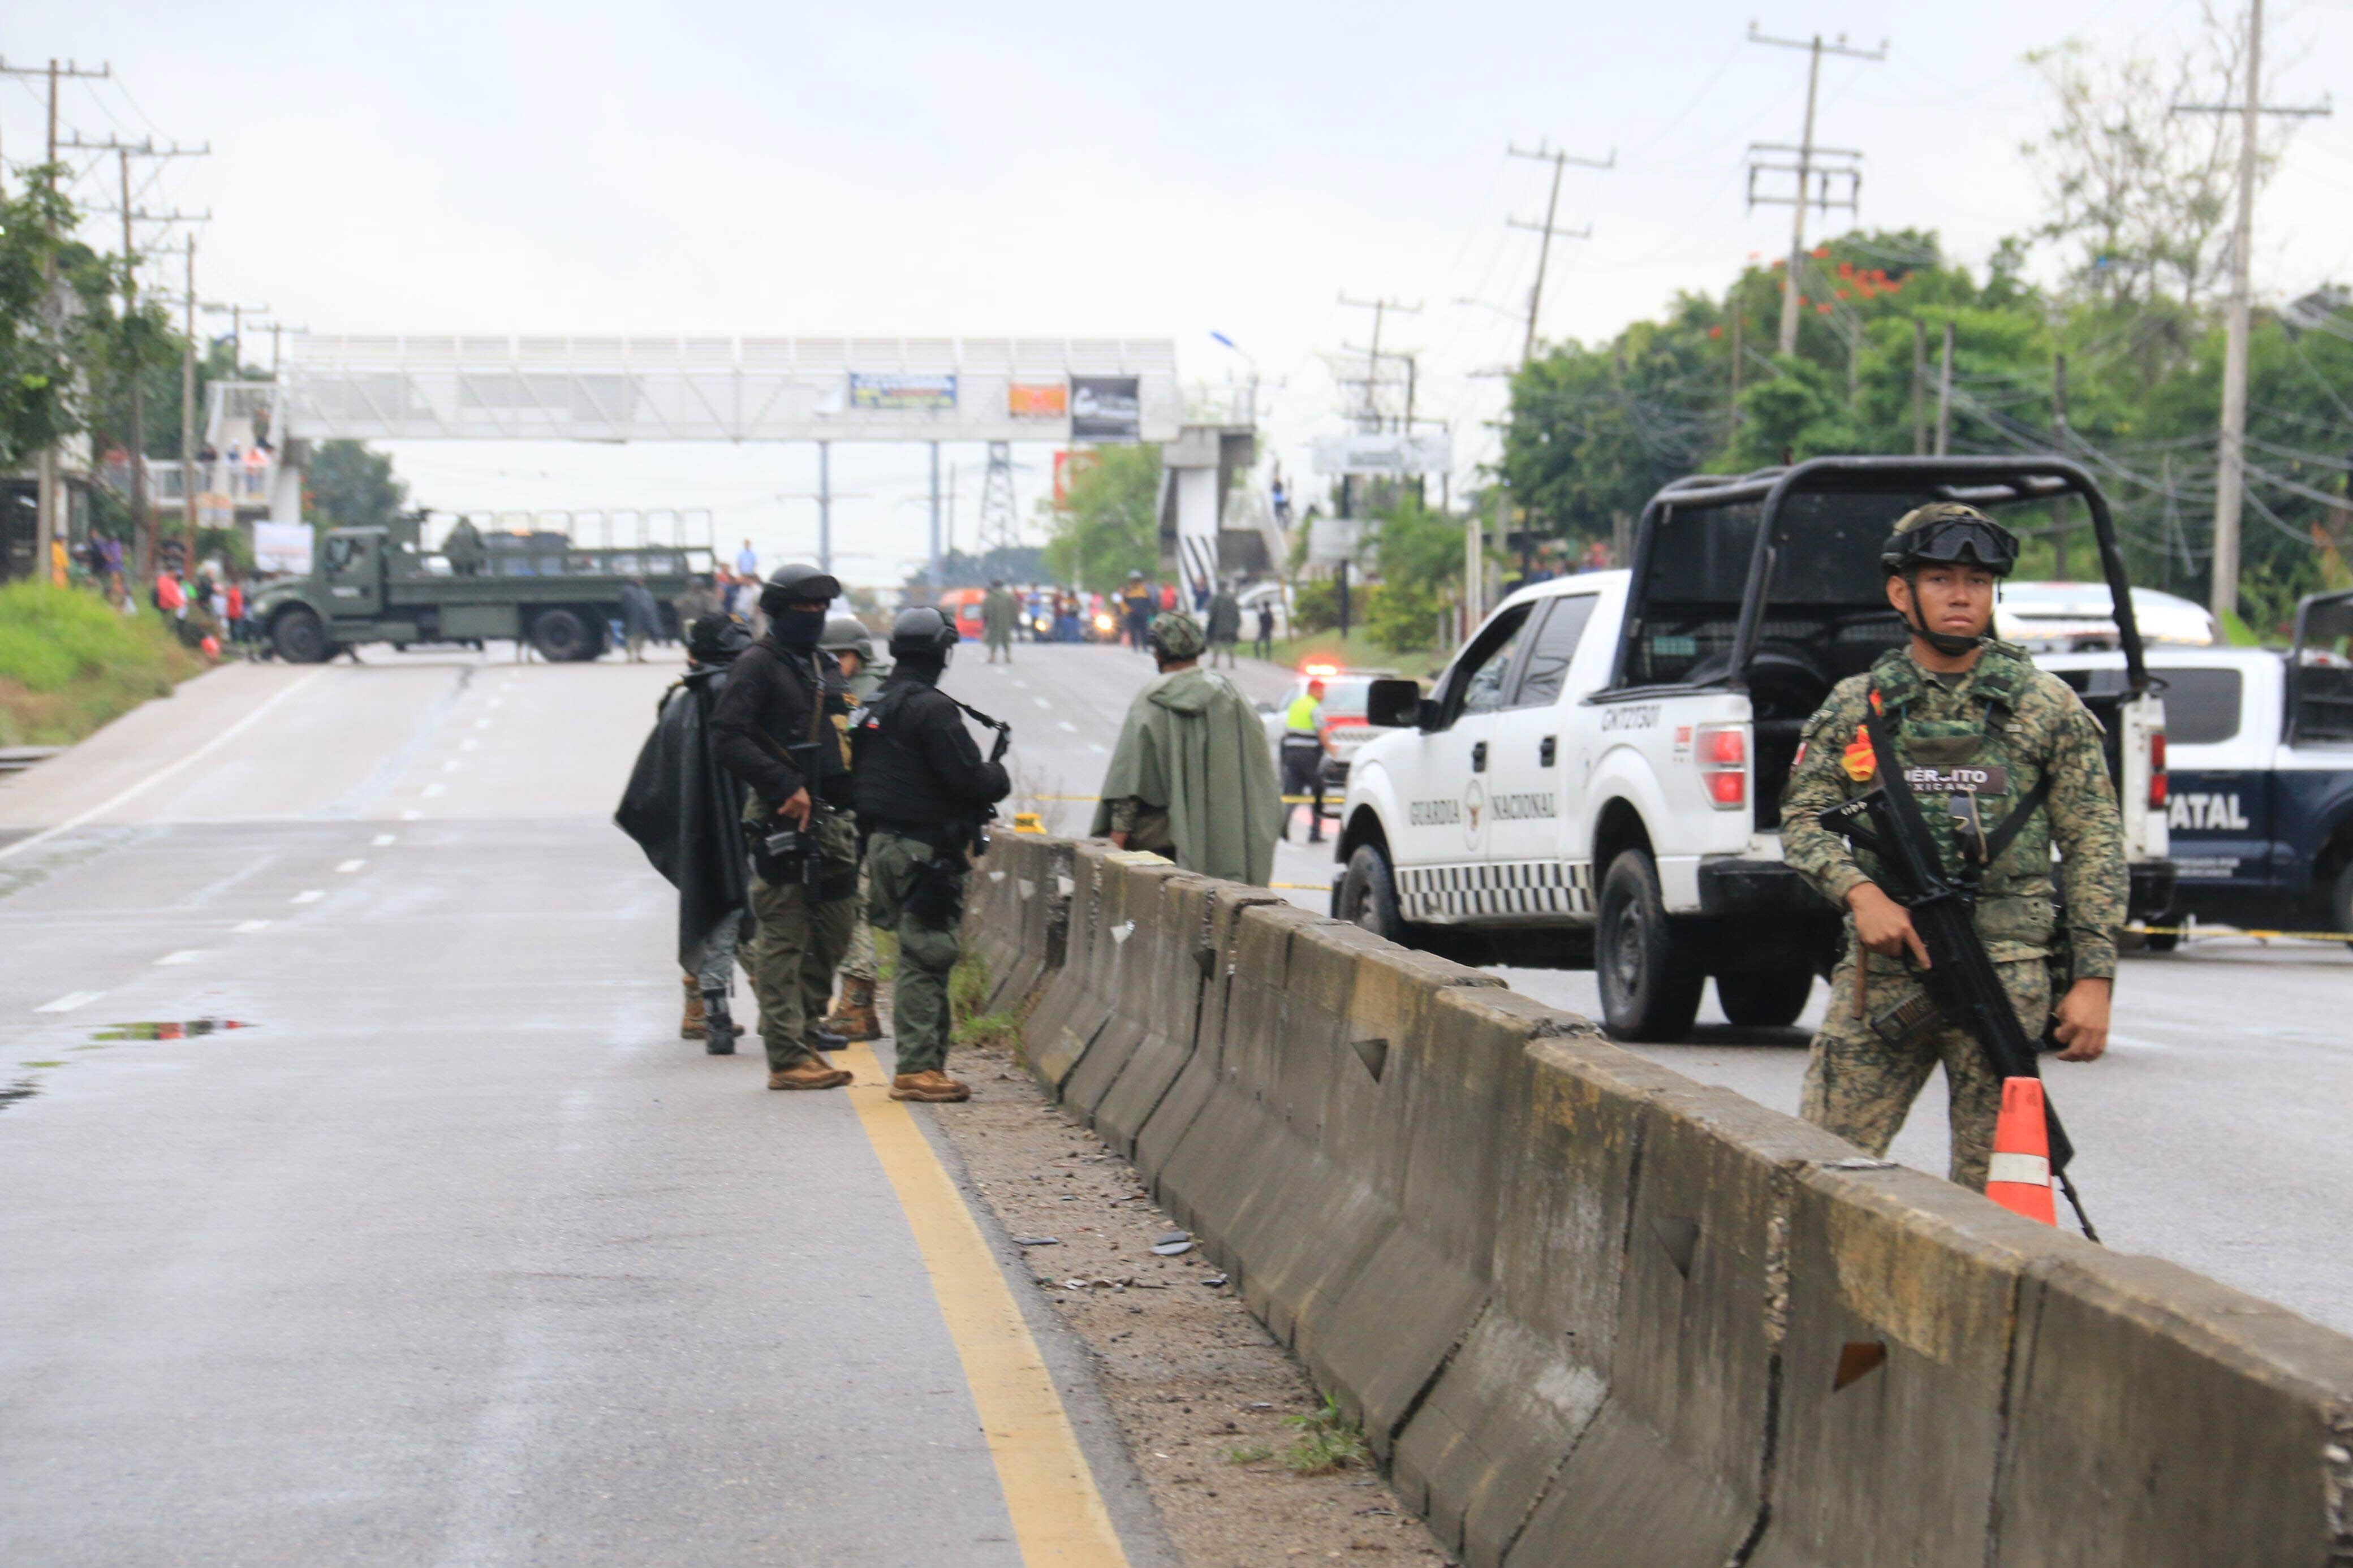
top-left (967, 833), bottom-right (1072, 1020)
top-left (1019, 842), bottom-right (1118, 1088)
top-left (972, 836), bottom-right (2353, 1568)
top-left (1059, 857), bottom-right (1199, 1117)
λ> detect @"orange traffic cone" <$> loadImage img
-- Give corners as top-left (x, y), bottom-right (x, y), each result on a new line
top-left (1985, 1077), bottom-right (2058, 1226)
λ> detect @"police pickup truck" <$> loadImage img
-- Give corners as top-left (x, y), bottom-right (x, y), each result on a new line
top-left (2041, 588), bottom-right (2353, 945)
top-left (251, 525), bottom-right (704, 663)
top-left (1332, 456), bottom-right (2173, 1041)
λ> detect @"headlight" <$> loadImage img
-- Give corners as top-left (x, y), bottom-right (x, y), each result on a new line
top-left (1093, 613), bottom-right (1115, 632)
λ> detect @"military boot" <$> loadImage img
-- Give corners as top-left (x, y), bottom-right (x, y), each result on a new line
top-left (680, 975), bottom-right (708, 1040)
top-left (769, 1059), bottom-right (852, 1091)
top-left (889, 1069), bottom-right (972, 1103)
top-left (825, 977), bottom-right (882, 1043)
top-left (701, 990), bottom-right (739, 1056)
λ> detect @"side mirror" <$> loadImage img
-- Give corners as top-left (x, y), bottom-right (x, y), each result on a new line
top-left (1365, 677), bottom-right (1424, 727)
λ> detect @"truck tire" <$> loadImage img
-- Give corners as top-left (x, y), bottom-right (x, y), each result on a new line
top-left (1597, 848), bottom-right (1705, 1042)
top-left (1338, 843), bottom-right (1405, 944)
top-left (1714, 970), bottom-right (1813, 1029)
top-left (2334, 860), bottom-right (2353, 951)
top-left (529, 608), bottom-right (591, 662)
top-left (272, 607), bottom-right (331, 664)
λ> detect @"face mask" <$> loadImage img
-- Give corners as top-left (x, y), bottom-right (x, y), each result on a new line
top-left (772, 607), bottom-right (828, 648)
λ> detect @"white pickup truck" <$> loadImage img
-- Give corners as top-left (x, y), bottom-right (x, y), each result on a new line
top-left (1331, 456), bottom-right (2175, 1041)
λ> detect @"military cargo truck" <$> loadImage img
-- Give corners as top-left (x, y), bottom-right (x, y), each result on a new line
top-left (248, 526), bottom-right (711, 663)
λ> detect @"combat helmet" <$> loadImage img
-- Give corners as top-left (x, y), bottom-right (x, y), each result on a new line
top-left (758, 562), bottom-right (842, 619)
top-left (1880, 502), bottom-right (2018, 655)
top-left (888, 606), bottom-right (960, 662)
top-left (818, 613), bottom-right (874, 665)
top-left (1145, 611), bottom-right (1205, 662)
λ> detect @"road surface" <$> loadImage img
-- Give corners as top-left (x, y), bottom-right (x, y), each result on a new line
top-left (975, 639), bottom-right (2353, 1340)
top-left (0, 646), bottom-right (1167, 1568)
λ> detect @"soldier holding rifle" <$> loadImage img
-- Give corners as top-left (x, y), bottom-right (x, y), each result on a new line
top-left (1781, 504), bottom-right (2124, 1191)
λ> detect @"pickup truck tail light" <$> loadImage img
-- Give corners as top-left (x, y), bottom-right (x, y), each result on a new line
top-left (1695, 723), bottom-right (1748, 811)
top-left (2147, 731), bottom-right (2167, 809)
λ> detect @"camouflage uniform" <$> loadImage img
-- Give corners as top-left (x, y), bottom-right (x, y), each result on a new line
top-left (1780, 640), bottom-right (2126, 1189)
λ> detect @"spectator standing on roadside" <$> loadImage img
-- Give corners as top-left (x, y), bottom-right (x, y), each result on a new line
top-left (734, 538), bottom-right (759, 578)
top-left (1253, 599), bottom-right (1275, 662)
top-left (225, 578), bottom-right (247, 645)
top-left (620, 577), bottom-right (661, 662)
top-left (1204, 579), bottom-right (1242, 668)
top-left (1119, 571), bottom-right (1155, 653)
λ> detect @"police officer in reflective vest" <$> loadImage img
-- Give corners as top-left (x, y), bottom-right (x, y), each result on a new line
top-left (710, 564), bottom-right (861, 1091)
top-left (1781, 504), bottom-right (2124, 1189)
top-left (851, 608), bottom-right (1012, 1103)
top-left (1280, 676), bottom-right (1326, 843)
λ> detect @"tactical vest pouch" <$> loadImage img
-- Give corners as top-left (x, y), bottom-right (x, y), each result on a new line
top-left (1868, 979), bottom-right (1945, 1049)
top-left (1975, 894), bottom-right (2055, 948)
top-left (907, 857), bottom-right (966, 927)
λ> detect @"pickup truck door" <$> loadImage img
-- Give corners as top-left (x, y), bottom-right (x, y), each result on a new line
top-left (1485, 593), bottom-right (1601, 880)
top-left (1386, 602), bottom-right (1537, 912)
top-left (2159, 663), bottom-right (2274, 892)
top-left (321, 534), bottom-right (384, 621)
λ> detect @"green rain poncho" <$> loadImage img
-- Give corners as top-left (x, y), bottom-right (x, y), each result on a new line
top-left (1089, 666), bottom-right (1283, 885)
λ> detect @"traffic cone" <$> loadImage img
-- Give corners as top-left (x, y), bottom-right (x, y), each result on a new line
top-left (1985, 1077), bottom-right (2058, 1226)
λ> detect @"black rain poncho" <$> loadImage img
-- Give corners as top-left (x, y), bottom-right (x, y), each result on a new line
top-left (615, 664), bottom-right (750, 970)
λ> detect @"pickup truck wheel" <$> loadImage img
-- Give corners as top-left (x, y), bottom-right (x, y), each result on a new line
top-left (1714, 970), bottom-right (1813, 1029)
top-left (271, 607), bottom-right (330, 664)
top-left (1597, 849), bottom-right (1705, 1042)
top-left (1338, 844), bottom-right (1404, 944)
top-left (529, 608), bottom-right (590, 662)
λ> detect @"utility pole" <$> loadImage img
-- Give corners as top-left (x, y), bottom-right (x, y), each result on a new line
top-left (183, 237), bottom-right (198, 558)
top-left (1505, 141), bottom-right (1612, 365)
top-left (1, 58), bottom-right (111, 577)
top-left (1934, 321), bottom-right (1954, 457)
top-left (1337, 293), bottom-right (1421, 430)
top-left (64, 132), bottom-right (209, 576)
top-left (2173, 0), bottom-right (2332, 624)
top-left (1746, 25), bottom-right (1884, 355)
top-left (2051, 351), bottom-right (2070, 577)
top-left (1911, 319), bottom-right (1928, 455)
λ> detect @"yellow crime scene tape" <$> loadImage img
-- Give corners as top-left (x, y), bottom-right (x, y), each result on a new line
top-left (2129, 924), bottom-right (2351, 944)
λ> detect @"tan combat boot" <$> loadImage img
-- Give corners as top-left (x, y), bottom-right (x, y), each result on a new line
top-left (889, 1069), bottom-right (972, 1103)
top-left (825, 977), bottom-right (882, 1043)
top-left (769, 1059), bottom-right (853, 1091)
top-left (680, 975), bottom-right (708, 1040)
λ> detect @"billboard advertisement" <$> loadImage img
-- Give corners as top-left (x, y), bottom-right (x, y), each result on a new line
top-left (1007, 381), bottom-right (1069, 418)
top-left (1309, 431), bottom-right (1453, 476)
top-left (1070, 376), bottom-right (1141, 442)
top-left (1051, 448), bottom-right (1101, 509)
top-left (848, 373), bottom-right (958, 412)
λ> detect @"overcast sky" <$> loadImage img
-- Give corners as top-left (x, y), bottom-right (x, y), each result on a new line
top-left (13, 0), bottom-right (2353, 584)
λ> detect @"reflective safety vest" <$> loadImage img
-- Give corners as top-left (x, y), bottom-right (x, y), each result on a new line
top-left (1285, 693), bottom-right (1322, 735)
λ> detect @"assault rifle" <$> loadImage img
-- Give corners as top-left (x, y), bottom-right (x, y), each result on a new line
top-left (1818, 709), bottom-right (2100, 1241)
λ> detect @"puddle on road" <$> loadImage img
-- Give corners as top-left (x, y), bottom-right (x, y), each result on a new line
top-left (89, 1019), bottom-right (257, 1042)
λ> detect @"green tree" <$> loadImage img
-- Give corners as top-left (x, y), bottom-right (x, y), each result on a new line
top-left (0, 171), bottom-right (132, 473)
top-left (1364, 497), bottom-right (1465, 653)
top-left (1040, 444), bottom-right (1160, 590)
top-left (304, 440), bottom-right (408, 530)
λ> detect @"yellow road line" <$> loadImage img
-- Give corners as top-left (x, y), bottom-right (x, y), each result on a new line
top-left (841, 1043), bottom-right (1129, 1567)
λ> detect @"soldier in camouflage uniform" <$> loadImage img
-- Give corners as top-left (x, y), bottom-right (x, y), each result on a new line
top-left (820, 614), bottom-right (888, 1042)
top-left (1781, 502), bottom-right (2123, 1190)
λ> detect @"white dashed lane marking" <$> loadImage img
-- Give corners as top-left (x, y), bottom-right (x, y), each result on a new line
top-left (292, 890), bottom-right (325, 905)
top-left (400, 809), bottom-right (423, 821)
top-left (423, 784), bottom-right (447, 798)
top-left (233, 920), bottom-right (272, 935)
top-left (336, 859), bottom-right (366, 874)
top-left (372, 833), bottom-right (396, 846)
top-left (156, 951), bottom-right (201, 966)
top-left (34, 991), bottom-right (102, 1014)
top-left (1058, 722), bottom-right (1078, 733)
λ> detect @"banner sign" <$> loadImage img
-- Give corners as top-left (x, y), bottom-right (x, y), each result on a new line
top-left (1070, 376), bottom-right (1142, 442)
top-left (253, 520), bottom-right (314, 576)
top-left (848, 373), bottom-right (957, 412)
top-left (1310, 431), bottom-right (1453, 476)
top-left (1007, 381), bottom-right (1069, 418)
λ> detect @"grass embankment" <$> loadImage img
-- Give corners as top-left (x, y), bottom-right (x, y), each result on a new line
top-left (1262, 631), bottom-right (1445, 683)
top-left (0, 581), bottom-right (206, 748)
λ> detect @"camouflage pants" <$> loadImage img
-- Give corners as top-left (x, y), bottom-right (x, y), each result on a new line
top-left (744, 814), bottom-right (857, 1073)
top-left (836, 859), bottom-right (878, 984)
top-left (866, 830), bottom-right (964, 1078)
top-left (1798, 951), bottom-right (2050, 1191)
top-left (688, 909), bottom-right (747, 997)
